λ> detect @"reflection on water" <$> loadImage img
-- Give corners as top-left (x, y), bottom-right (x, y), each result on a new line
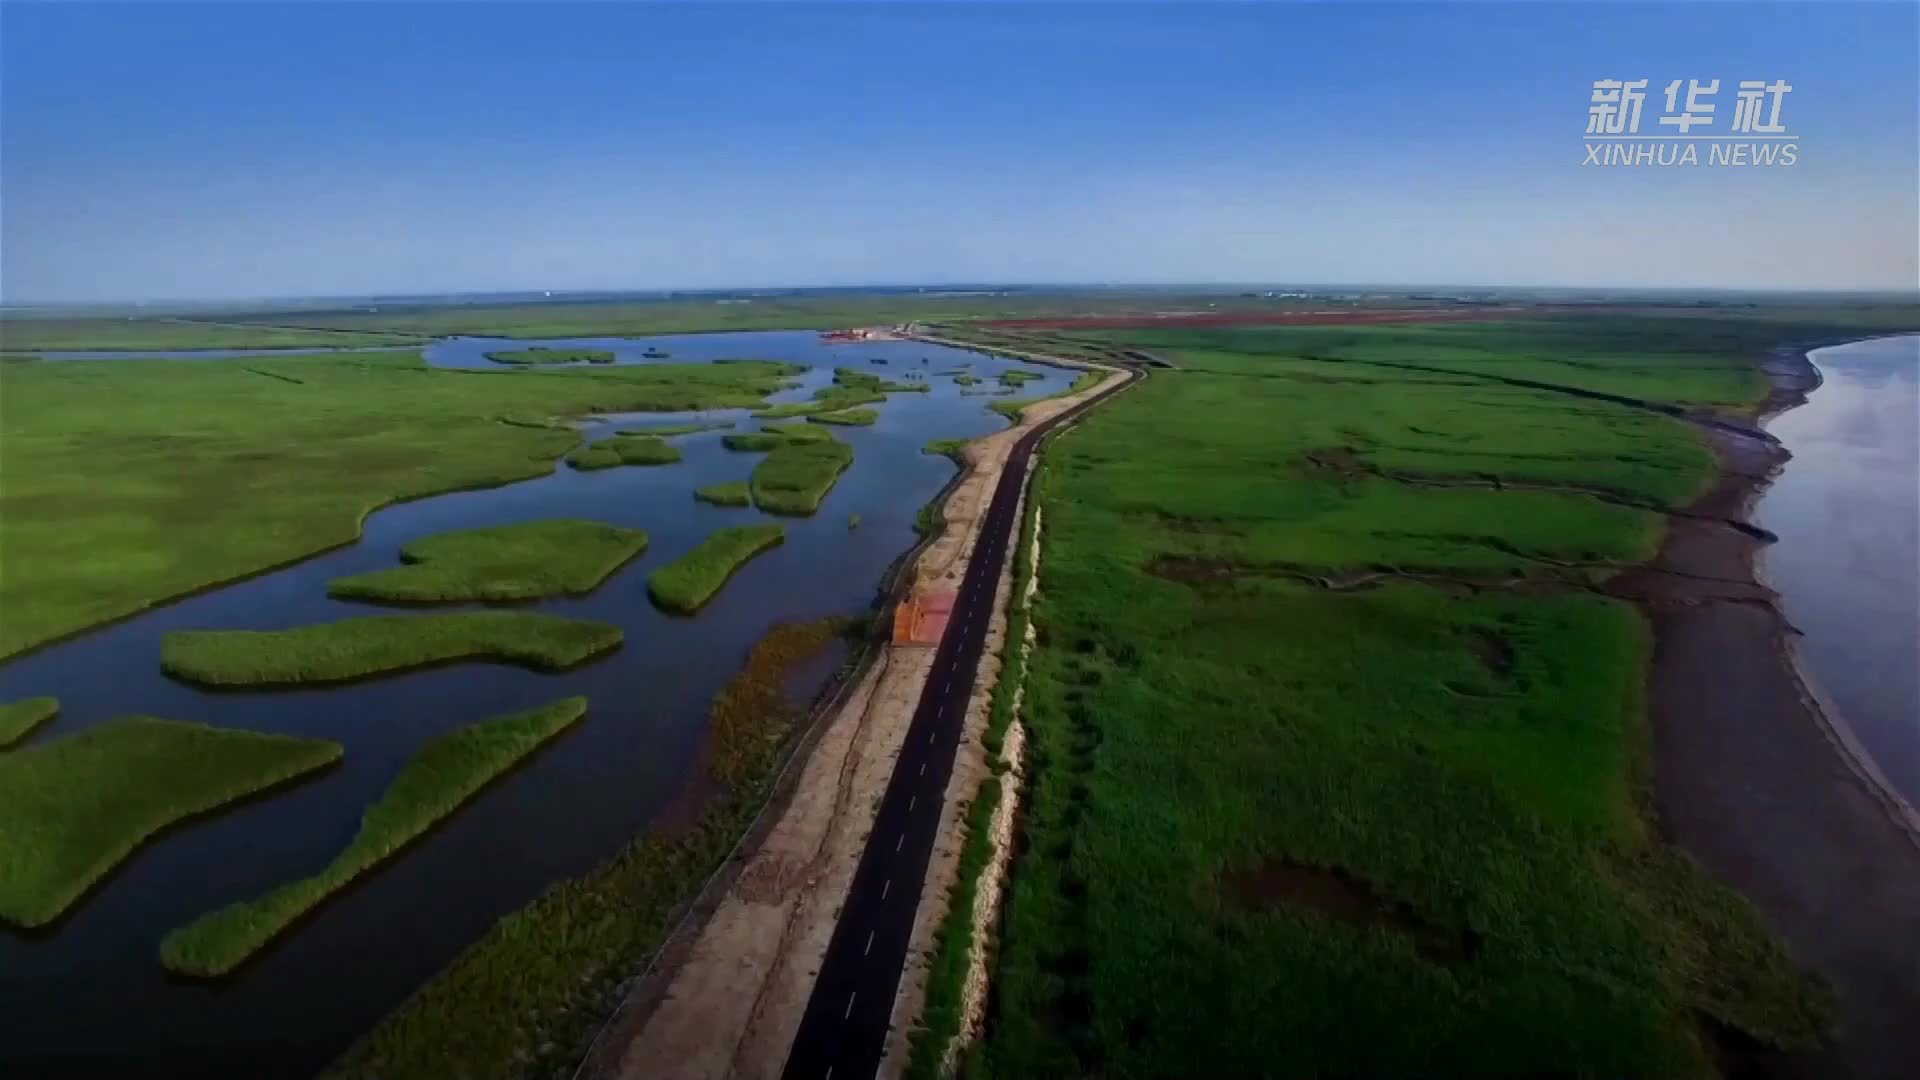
top-left (0, 331), bottom-right (1068, 1078)
top-left (1758, 335), bottom-right (1920, 808)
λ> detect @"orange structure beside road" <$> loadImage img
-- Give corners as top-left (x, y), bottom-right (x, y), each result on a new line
top-left (891, 588), bottom-right (955, 646)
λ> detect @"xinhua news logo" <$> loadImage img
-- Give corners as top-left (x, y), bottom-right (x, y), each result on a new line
top-left (1585, 79), bottom-right (1797, 167)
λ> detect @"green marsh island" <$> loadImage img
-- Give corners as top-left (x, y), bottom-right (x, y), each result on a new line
top-left (485, 347), bottom-right (615, 365)
top-left (566, 434), bottom-right (683, 470)
top-left (327, 520), bottom-right (648, 604)
top-left (0, 718), bottom-right (342, 928)
top-left (647, 524), bottom-right (786, 613)
top-left (161, 611), bottom-right (622, 687)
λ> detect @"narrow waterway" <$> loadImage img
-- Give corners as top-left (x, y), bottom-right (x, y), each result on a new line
top-left (0, 331), bottom-right (1071, 1078)
top-left (1757, 334), bottom-right (1920, 809)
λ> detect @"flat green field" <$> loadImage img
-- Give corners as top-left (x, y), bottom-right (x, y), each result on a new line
top-left (0, 351), bottom-right (793, 658)
top-left (327, 520), bottom-right (647, 603)
top-left (647, 524), bottom-right (785, 612)
top-left (0, 717), bottom-right (341, 928)
top-left (160, 697), bottom-right (587, 977)
top-left (565, 434), bottom-right (683, 470)
top-left (0, 696), bottom-right (59, 748)
top-left (161, 611), bottom-right (621, 687)
top-left (327, 619), bottom-right (851, 1079)
top-left (484, 348), bottom-right (613, 365)
top-left (693, 481), bottom-right (752, 507)
top-left (751, 438), bottom-right (855, 515)
top-left (971, 317), bottom-right (1862, 1078)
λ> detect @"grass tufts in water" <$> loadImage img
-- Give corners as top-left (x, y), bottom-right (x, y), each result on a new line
top-left (0, 696), bottom-right (59, 748)
top-left (161, 611), bottom-right (621, 687)
top-left (327, 520), bottom-right (647, 603)
top-left (159, 697), bottom-right (587, 977)
top-left (0, 717), bottom-right (341, 928)
top-left (647, 525), bottom-right (785, 612)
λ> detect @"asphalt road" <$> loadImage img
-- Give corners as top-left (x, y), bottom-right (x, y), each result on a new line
top-left (779, 369), bottom-right (1134, 1080)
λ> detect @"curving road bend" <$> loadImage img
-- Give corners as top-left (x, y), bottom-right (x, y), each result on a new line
top-left (779, 366), bottom-right (1136, 1080)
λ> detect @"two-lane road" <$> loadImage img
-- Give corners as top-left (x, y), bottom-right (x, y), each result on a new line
top-left (779, 368), bottom-right (1134, 1080)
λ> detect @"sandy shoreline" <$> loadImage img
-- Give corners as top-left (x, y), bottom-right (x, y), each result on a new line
top-left (1612, 340), bottom-right (1920, 1078)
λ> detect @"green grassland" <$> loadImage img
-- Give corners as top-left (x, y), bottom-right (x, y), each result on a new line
top-left (969, 317), bottom-right (1857, 1078)
top-left (565, 434), bottom-right (683, 470)
top-left (0, 351), bottom-right (794, 658)
top-left (808, 407), bottom-right (878, 426)
top-left (0, 717), bottom-right (342, 928)
top-left (751, 438), bottom-right (855, 515)
top-left (326, 619), bottom-right (851, 1079)
top-left (160, 697), bottom-right (587, 977)
top-left (484, 348), bottom-right (614, 365)
top-left (646, 524), bottom-right (785, 612)
top-left (0, 318), bottom-right (426, 351)
top-left (326, 520), bottom-right (647, 604)
top-left (161, 611), bottom-right (621, 687)
top-left (0, 697), bottom-right (59, 748)
top-left (998, 368), bottom-right (1044, 387)
top-left (693, 481), bottom-right (752, 507)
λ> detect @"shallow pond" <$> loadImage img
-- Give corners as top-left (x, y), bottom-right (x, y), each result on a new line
top-left (0, 331), bottom-right (1071, 1077)
top-left (1757, 334), bottom-right (1919, 809)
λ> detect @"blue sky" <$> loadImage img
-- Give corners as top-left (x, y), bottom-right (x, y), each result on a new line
top-left (3, 1), bottom-right (1914, 302)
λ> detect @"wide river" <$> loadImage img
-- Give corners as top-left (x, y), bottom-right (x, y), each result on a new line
top-left (0, 331), bottom-right (1074, 1078)
top-left (1757, 334), bottom-right (1920, 810)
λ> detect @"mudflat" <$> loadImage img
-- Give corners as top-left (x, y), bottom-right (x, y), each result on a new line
top-left (1614, 348), bottom-right (1920, 1079)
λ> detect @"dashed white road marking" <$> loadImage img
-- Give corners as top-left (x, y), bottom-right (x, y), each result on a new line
top-left (844, 992), bottom-right (857, 1019)
top-left (865, 930), bottom-right (876, 956)
top-left (908, 795), bottom-right (917, 812)
top-left (881, 878), bottom-right (892, 899)
top-left (896, 833), bottom-right (905, 852)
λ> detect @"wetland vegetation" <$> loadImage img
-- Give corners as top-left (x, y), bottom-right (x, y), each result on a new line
top-left (159, 697), bottom-right (588, 977)
top-left (969, 318), bottom-right (1859, 1078)
top-left (160, 611), bottom-right (622, 687)
top-left (0, 718), bottom-right (342, 928)
top-left (326, 520), bottom-right (648, 604)
top-left (646, 524), bottom-right (786, 612)
top-left (0, 351), bottom-right (796, 659)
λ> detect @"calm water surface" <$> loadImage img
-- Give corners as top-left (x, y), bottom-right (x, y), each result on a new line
top-left (0, 331), bottom-right (1066, 1077)
top-left (1757, 335), bottom-right (1920, 808)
